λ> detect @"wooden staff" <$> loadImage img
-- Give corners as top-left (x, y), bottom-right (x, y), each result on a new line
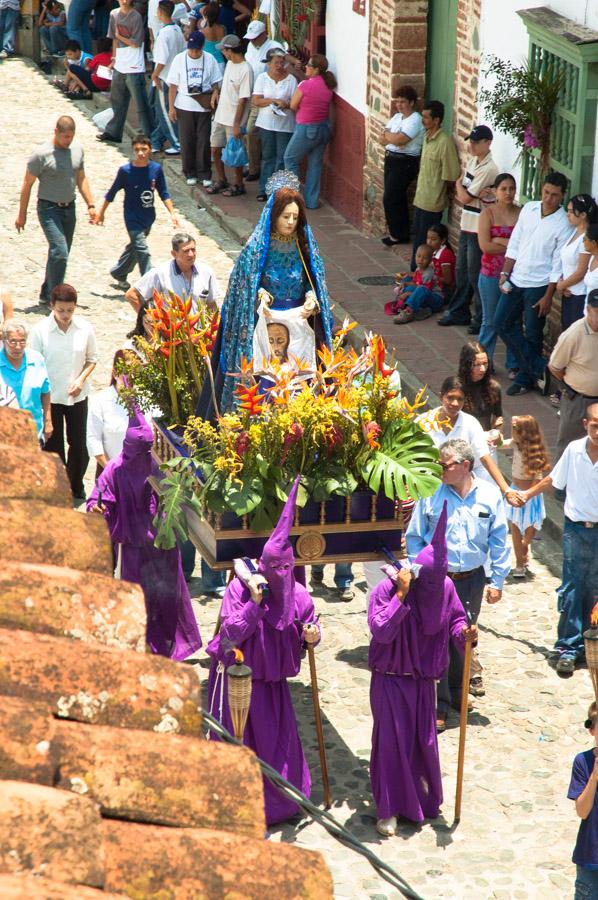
top-left (454, 636), bottom-right (473, 823)
top-left (306, 640), bottom-right (332, 809)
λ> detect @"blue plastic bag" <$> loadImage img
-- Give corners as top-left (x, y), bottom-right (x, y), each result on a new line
top-left (222, 135), bottom-right (248, 168)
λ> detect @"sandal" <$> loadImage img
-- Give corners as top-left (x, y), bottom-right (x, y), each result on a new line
top-left (205, 180), bottom-right (229, 195)
top-left (221, 185), bottom-right (246, 197)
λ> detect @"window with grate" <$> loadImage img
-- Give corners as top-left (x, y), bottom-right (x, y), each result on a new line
top-left (518, 9), bottom-right (598, 202)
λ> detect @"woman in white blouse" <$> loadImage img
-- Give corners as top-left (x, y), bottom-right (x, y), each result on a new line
top-left (86, 350), bottom-right (130, 474)
top-left (252, 48), bottom-right (297, 201)
top-left (556, 194), bottom-right (597, 329)
top-left (583, 223), bottom-right (598, 314)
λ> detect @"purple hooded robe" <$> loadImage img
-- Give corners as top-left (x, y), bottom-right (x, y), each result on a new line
top-left (368, 502), bottom-right (467, 822)
top-left (206, 477), bottom-right (320, 826)
top-left (87, 409), bottom-right (201, 661)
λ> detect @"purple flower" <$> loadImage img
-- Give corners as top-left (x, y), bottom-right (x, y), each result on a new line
top-left (523, 123), bottom-right (540, 149)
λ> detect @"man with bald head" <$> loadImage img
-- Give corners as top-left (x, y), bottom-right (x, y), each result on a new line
top-left (15, 115), bottom-right (97, 305)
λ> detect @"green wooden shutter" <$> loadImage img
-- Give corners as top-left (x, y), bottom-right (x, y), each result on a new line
top-left (426, 0), bottom-right (458, 131)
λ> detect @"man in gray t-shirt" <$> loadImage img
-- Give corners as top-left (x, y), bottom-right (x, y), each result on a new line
top-left (97, 0), bottom-right (154, 143)
top-left (15, 115), bottom-right (97, 305)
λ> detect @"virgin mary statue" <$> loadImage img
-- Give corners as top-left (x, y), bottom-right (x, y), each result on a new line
top-left (202, 172), bottom-right (334, 415)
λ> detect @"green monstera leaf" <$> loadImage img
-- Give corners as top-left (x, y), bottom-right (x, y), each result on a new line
top-left (360, 419), bottom-right (441, 502)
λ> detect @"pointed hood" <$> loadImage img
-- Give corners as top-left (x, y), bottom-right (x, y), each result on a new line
top-left (122, 406), bottom-right (154, 462)
top-left (258, 476), bottom-right (299, 629)
top-left (410, 501), bottom-right (451, 634)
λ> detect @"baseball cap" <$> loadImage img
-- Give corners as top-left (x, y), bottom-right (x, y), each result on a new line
top-left (261, 47), bottom-right (285, 63)
top-left (466, 125), bottom-right (493, 142)
top-left (216, 33), bottom-right (241, 50)
top-left (245, 19), bottom-right (266, 39)
top-left (587, 289), bottom-right (598, 308)
top-left (187, 30), bottom-right (205, 49)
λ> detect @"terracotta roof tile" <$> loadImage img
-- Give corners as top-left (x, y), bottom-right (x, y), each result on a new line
top-left (0, 562), bottom-right (146, 651)
top-left (0, 500), bottom-right (113, 574)
top-left (0, 445), bottom-right (72, 505)
top-left (0, 781), bottom-right (104, 888)
top-left (0, 407), bottom-right (38, 450)
top-left (0, 697), bottom-right (57, 785)
top-left (0, 629), bottom-right (201, 734)
top-left (103, 820), bottom-right (334, 900)
top-left (0, 873), bottom-right (127, 899)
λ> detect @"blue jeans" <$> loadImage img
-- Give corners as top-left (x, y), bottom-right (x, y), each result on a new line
top-left (405, 286), bottom-right (443, 313)
top-left (110, 226), bottom-right (153, 281)
top-left (478, 274), bottom-right (518, 369)
top-left (201, 558), bottom-right (227, 594)
top-left (37, 200), bottom-right (76, 301)
top-left (179, 539), bottom-right (196, 580)
top-left (39, 24), bottom-right (67, 54)
top-left (575, 865), bottom-right (598, 899)
top-left (410, 207), bottom-right (442, 271)
top-left (106, 70), bottom-right (154, 142)
top-left (494, 284), bottom-right (547, 387)
top-left (283, 122), bottom-right (331, 208)
top-left (556, 519), bottom-right (598, 659)
top-left (445, 230), bottom-right (482, 325)
top-left (311, 563), bottom-right (354, 589)
top-left (68, 62), bottom-right (97, 92)
top-left (258, 127), bottom-right (292, 193)
top-left (0, 6), bottom-right (19, 53)
top-left (437, 566), bottom-right (485, 714)
top-left (151, 81), bottom-right (180, 151)
top-left (66, 0), bottom-right (95, 53)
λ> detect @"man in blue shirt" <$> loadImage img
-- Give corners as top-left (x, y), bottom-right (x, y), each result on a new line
top-left (406, 437), bottom-right (510, 729)
top-left (96, 134), bottom-right (181, 290)
top-left (0, 320), bottom-right (52, 442)
top-left (568, 702), bottom-right (598, 897)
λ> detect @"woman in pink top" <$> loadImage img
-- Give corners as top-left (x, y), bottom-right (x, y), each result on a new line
top-left (283, 54), bottom-right (336, 209)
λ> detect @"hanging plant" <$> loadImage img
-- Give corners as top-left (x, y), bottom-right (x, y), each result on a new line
top-left (478, 55), bottom-right (564, 176)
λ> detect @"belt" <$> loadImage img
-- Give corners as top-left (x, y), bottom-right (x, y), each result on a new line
top-left (447, 569), bottom-right (477, 581)
top-left (563, 381), bottom-right (598, 402)
top-left (39, 199), bottom-right (75, 208)
top-left (385, 151), bottom-right (418, 160)
top-left (566, 517), bottom-right (598, 529)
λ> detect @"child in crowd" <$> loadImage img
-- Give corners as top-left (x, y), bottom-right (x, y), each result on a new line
top-left (392, 243), bottom-right (445, 324)
top-left (39, 0), bottom-right (67, 57)
top-left (64, 36), bottom-right (112, 98)
top-left (568, 702), bottom-right (598, 898)
top-left (426, 223), bottom-right (456, 302)
top-left (385, 244), bottom-right (435, 317)
top-left (499, 414), bottom-right (550, 578)
top-left (53, 39), bottom-right (92, 92)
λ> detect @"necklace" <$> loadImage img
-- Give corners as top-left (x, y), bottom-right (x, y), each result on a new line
top-left (271, 232), bottom-right (296, 243)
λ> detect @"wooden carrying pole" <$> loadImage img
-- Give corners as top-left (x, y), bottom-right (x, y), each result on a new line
top-left (454, 638), bottom-right (473, 823)
top-left (307, 643), bottom-right (332, 809)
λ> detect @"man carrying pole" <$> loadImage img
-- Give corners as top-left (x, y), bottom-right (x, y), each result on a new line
top-left (206, 477), bottom-right (324, 826)
top-left (368, 503), bottom-right (476, 836)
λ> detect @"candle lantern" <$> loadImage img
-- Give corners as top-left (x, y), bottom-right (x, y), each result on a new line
top-left (227, 648), bottom-right (252, 742)
top-left (583, 601), bottom-right (598, 703)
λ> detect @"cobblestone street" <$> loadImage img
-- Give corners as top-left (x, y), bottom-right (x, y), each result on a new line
top-left (0, 58), bottom-right (587, 899)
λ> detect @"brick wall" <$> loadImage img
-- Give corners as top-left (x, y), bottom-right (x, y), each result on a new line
top-left (322, 96), bottom-right (366, 228)
top-left (362, 0), bottom-right (428, 235)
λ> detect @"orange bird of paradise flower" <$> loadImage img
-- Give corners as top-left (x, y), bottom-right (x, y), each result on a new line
top-left (236, 382), bottom-right (265, 415)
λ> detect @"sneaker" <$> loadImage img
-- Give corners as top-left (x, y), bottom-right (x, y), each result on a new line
top-left (469, 675), bottom-right (485, 697)
top-left (556, 655), bottom-right (575, 677)
top-left (376, 816), bottom-right (397, 837)
top-left (393, 307), bottom-right (414, 325)
top-left (186, 177), bottom-right (198, 186)
top-left (0, 50), bottom-right (8, 59)
top-left (111, 279), bottom-right (130, 291)
top-left (511, 566), bottom-right (526, 579)
top-left (506, 383), bottom-right (529, 396)
top-left (202, 179), bottom-right (213, 187)
top-left (164, 147), bottom-right (180, 155)
top-left (337, 587), bottom-right (354, 602)
top-left (151, 147), bottom-right (161, 153)
top-left (413, 307), bottom-right (433, 321)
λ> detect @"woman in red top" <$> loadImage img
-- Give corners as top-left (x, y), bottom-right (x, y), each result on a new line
top-left (66, 36), bottom-right (113, 98)
top-left (283, 54), bottom-right (336, 209)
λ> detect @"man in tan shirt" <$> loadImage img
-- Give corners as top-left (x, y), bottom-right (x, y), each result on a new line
top-left (549, 289), bottom-right (598, 459)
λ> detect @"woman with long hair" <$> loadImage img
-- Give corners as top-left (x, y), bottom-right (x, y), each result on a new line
top-left (557, 194), bottom-right (597, 329)
top-left (202, 175), bottom-right (333, 414)
top-left (457, 340), bottom-right (503, 436)
top-left (283, 54), bottom-right (337, 209)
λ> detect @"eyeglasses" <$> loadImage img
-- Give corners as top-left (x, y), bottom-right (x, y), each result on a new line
top-left (4, 338), bottom-right (26, 346)
top-left (439, 460), bottom-right (456, 470)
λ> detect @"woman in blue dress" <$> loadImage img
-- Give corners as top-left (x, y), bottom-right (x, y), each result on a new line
top-left (202, 174), bottom-right (333, 415)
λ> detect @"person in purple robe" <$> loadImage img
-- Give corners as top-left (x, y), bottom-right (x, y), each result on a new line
top-left (368, 502), bottom-right (477, 836)
top-left (206, 477), bottom-right (320, 826)
top-left (87, 407), bottom-right (202, 662)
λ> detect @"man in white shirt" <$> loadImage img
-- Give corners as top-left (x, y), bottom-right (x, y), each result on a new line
top-left (243, 19), bottom-right (283, 180)
top-left (30, 283), bottom-right (97, 499)
top-left (98, 0), bottom-right (154, 144)
top-left (209, 34), bottom-right (252, 196)
top-left (496, 172), bottom-right (573, 396)
top-left (150, 0), bottom-right (186, 154)
top-left (438, 125), bottom-right (498, 330)
top-left (125, 231), bottom-right (220, 312)
top-left (147, 0), bottom-right (188, 42)
top-left (520, 403), bottom-right (598, 676)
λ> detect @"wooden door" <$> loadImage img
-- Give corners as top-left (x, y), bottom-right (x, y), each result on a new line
top-left (425, 0), bottom-right (458, 130)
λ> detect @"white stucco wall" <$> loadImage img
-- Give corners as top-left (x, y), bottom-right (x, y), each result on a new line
top-left (478, 0), bottom-right (598, 194)
top-left (325, 0), bottom-right (368, 115)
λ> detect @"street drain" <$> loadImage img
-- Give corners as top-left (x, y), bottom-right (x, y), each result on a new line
top-left (357, 275), bottom-right (396, 286)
